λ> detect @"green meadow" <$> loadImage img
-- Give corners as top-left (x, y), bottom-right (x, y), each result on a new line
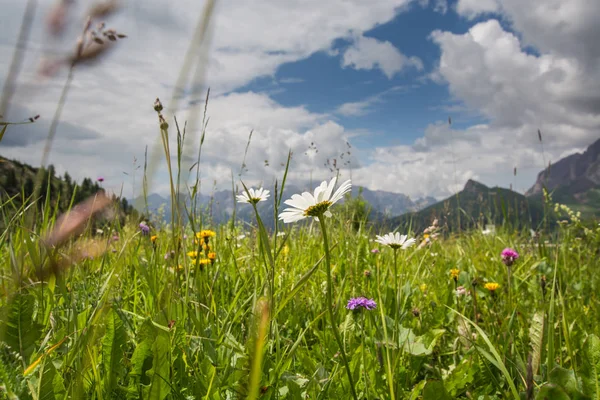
top-left (1, 158), bottom-right (599, 399)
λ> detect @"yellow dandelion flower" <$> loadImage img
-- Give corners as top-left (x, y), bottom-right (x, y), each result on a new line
top-left (484, 282), bottom-right (500, 292)
top-left (450, 268), bottom-right (460, 280)
top-left (150, 235), bottom-right (158, 243)
top-left (187, 251), bottom-right (198, 258)
top-left (196, 230), bottom-right (216, 240)
top-left (199, 259), bottom-right (211, 266)
top-left (208, 252), bottom-right (217, 263)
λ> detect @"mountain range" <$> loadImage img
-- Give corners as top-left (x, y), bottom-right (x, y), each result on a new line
top-left (526, 138), bottom-right (600, 216)
top-left (2, 138), bottom-right (598, 231)
top-left (131, 138), bottom-right (600, 230)
top-left (132, 185), bottom-right (438, 227)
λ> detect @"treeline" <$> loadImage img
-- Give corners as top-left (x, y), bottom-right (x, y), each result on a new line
top-left (0, 157), bottom-right (135, 217)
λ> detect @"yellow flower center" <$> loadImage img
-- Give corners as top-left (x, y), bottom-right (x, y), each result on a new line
top-left (303, 201), bottom-right (332, 217)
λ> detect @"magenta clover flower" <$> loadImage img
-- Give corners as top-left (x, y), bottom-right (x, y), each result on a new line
top-left (346, 297), bottom-right (377, 311)
top-left (501, 248), bottom-right (519, 267)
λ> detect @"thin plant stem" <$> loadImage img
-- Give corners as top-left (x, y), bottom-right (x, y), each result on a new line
top-left (318, 216), bottom-right (358, 400)
top-left (376, 260), bottom-right (395, 400)
top-left (393, 248), bottom-right (400, 340)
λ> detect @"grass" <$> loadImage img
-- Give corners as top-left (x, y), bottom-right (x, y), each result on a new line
top-left (0, 177), bottom-right (599, 399)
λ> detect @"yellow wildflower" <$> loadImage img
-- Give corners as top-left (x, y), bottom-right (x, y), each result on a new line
top-left (484, 282), bottom-right (500, 292)
top-left (208, 252), bottom-right (217, 263)
top-left (196, 230), bottom-right (216, 240)
top-left (450, 268), bottom-right (460, 281)
top-left (420, 283), bottom-right (427, 292)
top-left (187, 251), bottom-right (198, 258)
top-left (150, 235), bottom-right (158, 243)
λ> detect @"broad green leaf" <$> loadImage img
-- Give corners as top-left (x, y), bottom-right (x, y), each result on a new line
top-left (102, 308), bottom-right (127, 394)
top-left (529, 311), bottom-right (545, 377)
top-left (549, 367), bottom-right (580, 397)
top-left (144, 331), bottom-right (171, 400)
top-left (581, 334), bottom-right (600, 400)
top-left (1, 292), bottom-right (42, 365)
top-left (36, 358), bottom-right (66, 400)
top-left (423, 379), bottom-right (452, 400)
top-left (536, 383), bottom-right (571, 400)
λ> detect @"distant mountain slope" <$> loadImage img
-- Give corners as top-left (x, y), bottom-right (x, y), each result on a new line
top-left (389, 179), bottom-right (546, 233)
top-left (526, 138), bottom-right (600, 216)
top-left (132, 185), bottom-right (438, 227)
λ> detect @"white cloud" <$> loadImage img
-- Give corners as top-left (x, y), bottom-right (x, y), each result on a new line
top-left (341, 34), bottom-right (423, 79)
top-left (433, 0), bottom-right (449, 14)
top-left (0, 0), bottom-right (410, 197)
top-left (430, 19), bottom-right (600, 149)
top-left (335, 85), bottom-right (411, 116)
top-left (455, 0), bottom-right (499, 19)
top-left (2, 0), bottom-right (600, 204)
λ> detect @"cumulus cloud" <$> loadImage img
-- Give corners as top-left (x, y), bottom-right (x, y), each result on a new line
top-left (430, 19), bottom-right (600, 149)
top-left (0, 0), bottom-right (410, 197)
top-left (455, 0), bottom-right (499, 19)
top-left (2, 0), bottom-right (599, 203)
top-left (342, 34), bottom-right (423, 79)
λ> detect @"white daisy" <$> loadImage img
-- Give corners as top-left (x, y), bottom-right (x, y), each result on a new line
top-left (375, 232), bottom-right (416, 250)
top-left (236, 187), bottom-right (270, 204)
top-left (278, 177), bottom-right (352, 223)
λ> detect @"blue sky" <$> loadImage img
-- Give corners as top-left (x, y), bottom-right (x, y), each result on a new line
top-left (1, 0), bottom-right (599, 199)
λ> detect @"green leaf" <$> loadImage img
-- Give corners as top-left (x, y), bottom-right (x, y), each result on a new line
top-left (423, 379), bottom-right (452, 400)
top-left (1, 292), bottom-right (42, 365)
top-left (127, 320), bottom-right (155, 398)
top-left (36, 358), bottom-right (66, 400)
top-left (548, 367), bottom-right (579, 397)
top-left (144, 330), bottom-right (171, 400)
top-left (536, 383), bottom-right (571, 400)
top-left (447, 307), bottom-right (520, 400)
top-left (445, 359), bottom-right (476, 397)
top-left (102, 308), bottom-right (127, 394)
top-left (403, 329), bottom-right (445, 357)
top-left (529, 311), bottom-right (545, 377)
top-left (581, 334), bottom-right (600, 400)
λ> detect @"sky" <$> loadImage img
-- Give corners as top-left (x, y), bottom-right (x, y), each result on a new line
top-left (1, 0), bottom-right (599, 201)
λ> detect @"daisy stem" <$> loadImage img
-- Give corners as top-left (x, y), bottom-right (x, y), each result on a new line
top-left (393, 248), bottom-right (400, 340)
top-left (318, 216), bottom-right (358, 400)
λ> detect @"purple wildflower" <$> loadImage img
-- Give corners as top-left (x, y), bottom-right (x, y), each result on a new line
top-left (501, 248), bottom-right (519, 266)
top-left (346, 297), bottom-right (377, 311)
top-left (97, 176), bottom-right (104, 182)
top-left (370, 248), bottom-right (380, 254)
top-left (139, 222), bottom-right (150, 235)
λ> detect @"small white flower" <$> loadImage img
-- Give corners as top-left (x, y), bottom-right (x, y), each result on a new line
top-left (278, 177), bottom-right (352, 223)
top-left (236, 187), bottom-right (270, 204)
top-left (374, 232), bottom-right (416, 250)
